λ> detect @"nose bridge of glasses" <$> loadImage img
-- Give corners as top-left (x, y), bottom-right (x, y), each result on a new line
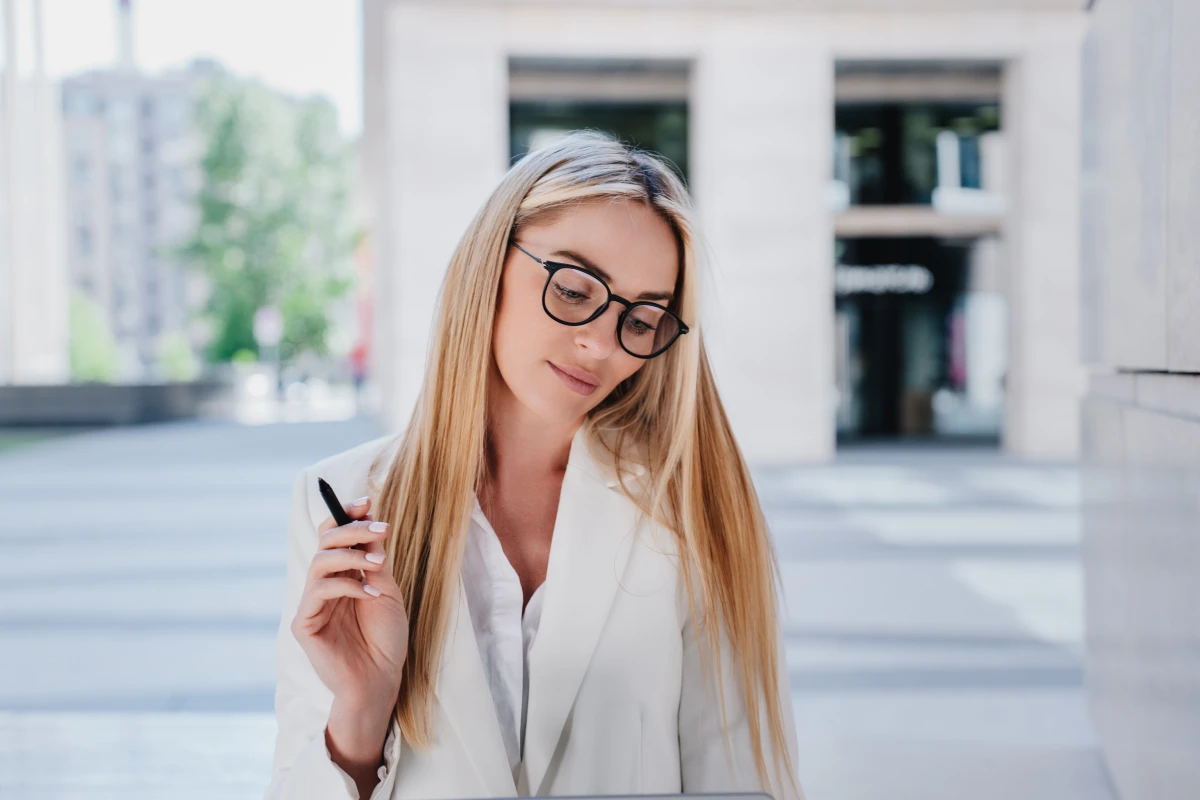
top-left (607, 292), bottom-right (634, 310)
top-left (588, 294), bottom-right (628, 331)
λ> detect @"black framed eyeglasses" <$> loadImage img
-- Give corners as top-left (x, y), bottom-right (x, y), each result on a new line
top-left (512, 242), bottom-right (689, 359)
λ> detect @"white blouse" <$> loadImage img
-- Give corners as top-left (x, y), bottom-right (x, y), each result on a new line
top-left (460, 492), bottom-right (547, 782)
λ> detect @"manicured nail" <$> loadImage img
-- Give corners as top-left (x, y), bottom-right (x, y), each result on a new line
top-left (368, 521), bottom-right (388, 533)
top-left (365, 552), bottom-right (385, 564)
top-left (353, 496), bottom-right (370, 507)
top-left (363, 584), bottom-right (381, 597)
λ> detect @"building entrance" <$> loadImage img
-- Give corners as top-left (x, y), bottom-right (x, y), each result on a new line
top-left (509, 99), bottom-right (688, 185)
top-left (835, 236), bottom-right (1006, 442)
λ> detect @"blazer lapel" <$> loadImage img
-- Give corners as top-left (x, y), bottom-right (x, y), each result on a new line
top-left (434, 579), bottom-right (518, 795)
top-left (369, 435), bottom-right (514, 793)
top-left (520, 425), bottom-right (643, 795)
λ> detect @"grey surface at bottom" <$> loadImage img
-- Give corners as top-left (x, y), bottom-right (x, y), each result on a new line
top-left (0, 710), bottom-right (1115, 800)
top-left (0, 419), bottom-right (1118, 799)
top-left (797, 734), bottom-right (1115, 800)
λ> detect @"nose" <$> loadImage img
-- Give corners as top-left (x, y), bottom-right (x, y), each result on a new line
top-left (574, 302), bottom-right (623, 358)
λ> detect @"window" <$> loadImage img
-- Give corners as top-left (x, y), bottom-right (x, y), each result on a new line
top-left (77, 226), bottom-right (93, 257)
top-left (510, 100), bottom-right (689, 186)
top-left (73, 156), bottom-right (91, 187)
top-left (834, 102), bottom-right (1000, 206)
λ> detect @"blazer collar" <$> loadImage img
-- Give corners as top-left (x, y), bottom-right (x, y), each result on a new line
top-left (430, 423), bottom-right (646, 795)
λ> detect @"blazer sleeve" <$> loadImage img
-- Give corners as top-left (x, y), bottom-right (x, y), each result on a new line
top-left (677, 583), bottom-right (805, 800)
top-left (262, 466), bottom-right (405, 800)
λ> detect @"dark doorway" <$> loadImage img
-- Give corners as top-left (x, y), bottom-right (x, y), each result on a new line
top-left (836, 236), bottom-right (1003, 442)
top-left (509, 100), bottom-right (689, 187)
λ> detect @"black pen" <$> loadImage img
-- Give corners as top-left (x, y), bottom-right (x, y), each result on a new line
top-left (317, 477), bottom-right (365, 579)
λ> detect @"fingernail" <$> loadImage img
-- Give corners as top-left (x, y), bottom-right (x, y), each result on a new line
top-left (363, 584), bottom-right (381, 597)
top-left (368, 521), bottom-right (388, 533)
top-left (353, 496), bottom-right (370, 507)
top-left (365, 552), bottom-right (385, 564)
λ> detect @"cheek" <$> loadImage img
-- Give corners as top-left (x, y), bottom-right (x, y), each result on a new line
top-left (492, 277), bottom-right (556, 377)
top-left (610, 355), bottom-right (645, 388)
top-left (492, 293), bottom-right (525, 374)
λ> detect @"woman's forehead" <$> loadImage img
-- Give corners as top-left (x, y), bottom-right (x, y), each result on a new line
top-left (529, 201), bottom-right (678, 289)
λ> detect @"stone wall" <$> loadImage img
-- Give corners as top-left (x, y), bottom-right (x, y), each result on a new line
top-left (1080, 1), bottom-right (1200, 798)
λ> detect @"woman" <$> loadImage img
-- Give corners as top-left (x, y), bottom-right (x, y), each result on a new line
top-left (264, 130), bottom-right (804, 800)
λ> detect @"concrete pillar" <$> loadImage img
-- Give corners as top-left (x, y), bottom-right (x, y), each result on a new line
top-left (691, 24), bottom-right (835, 464)
top-left (1002, 40), bottom-right (1086, 459)
top-left (0, 0), bottom-right (69, 385)
top-left (379, 2), bottom-right (509, 431)
top-left (1081, 0), bottom-right (1200, 797)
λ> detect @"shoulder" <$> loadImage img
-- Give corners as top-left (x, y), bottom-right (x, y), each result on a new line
top-left (295, 433), bottom-right (403, 518)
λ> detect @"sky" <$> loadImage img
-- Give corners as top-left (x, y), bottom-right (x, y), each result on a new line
top-left (37, 0), bottom-right (362, 136)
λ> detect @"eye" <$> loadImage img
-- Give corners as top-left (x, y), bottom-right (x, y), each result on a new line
top-left (623, 316), bottom-right (657, 336)
top-left (553, 281), bottom-right (590, 302)
top-left (550, 268), bottom-right (601, 304)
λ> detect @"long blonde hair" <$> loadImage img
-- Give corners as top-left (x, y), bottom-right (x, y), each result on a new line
top-left (368, 129), bottom-right (797, 796)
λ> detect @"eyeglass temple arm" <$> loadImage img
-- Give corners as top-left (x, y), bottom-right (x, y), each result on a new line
top-left (513, 241), bottom-right (543, 266)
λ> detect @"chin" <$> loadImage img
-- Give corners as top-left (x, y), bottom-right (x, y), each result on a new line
top-left (524, 379), bottom-right (595, 425)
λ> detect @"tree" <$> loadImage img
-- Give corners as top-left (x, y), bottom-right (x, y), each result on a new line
top-left (69, 289), bottom-right (119, 383)
top-left (178, 72), bottom-right (361, 365)
top-left (156, 330), bottom-right (200, 381)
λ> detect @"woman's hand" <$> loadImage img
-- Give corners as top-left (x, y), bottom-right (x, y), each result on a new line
top-left (291, 495), bottom-right (408, 709)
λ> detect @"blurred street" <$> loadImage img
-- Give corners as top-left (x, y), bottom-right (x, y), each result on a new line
top-left (761, 447), bottom-right (1116, 800)
top-left (0, 420), bottom-right (1114, 799)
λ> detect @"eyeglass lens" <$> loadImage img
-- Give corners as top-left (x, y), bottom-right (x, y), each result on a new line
top-left (545, 267), bottom-right (681, 357)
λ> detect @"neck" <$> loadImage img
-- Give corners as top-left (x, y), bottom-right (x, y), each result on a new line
top-left (481, 365), bottom-right (581, 501)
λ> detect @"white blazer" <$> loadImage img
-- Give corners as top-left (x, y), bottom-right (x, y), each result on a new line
top-left (264, 425), bottom-right (803, 800)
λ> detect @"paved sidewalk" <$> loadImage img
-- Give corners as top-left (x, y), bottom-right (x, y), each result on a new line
top-left (764, 444), bottom-right (1115, 800)
top-left (0, 420), bottom-right (1115, 799)
top-left (0, 418), bottom-right (385, 799)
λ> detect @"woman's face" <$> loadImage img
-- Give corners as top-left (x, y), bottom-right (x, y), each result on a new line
top-left (491, 199), bottom-right (680, 428)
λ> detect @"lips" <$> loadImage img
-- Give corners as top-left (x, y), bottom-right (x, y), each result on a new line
top-left (549, 361), bottom-right (600, 396)
top-left (549, 362), bottom-right (600, 387)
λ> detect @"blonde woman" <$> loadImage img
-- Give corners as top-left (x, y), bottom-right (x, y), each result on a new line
top-left (264, 130), bottom-right (804, 800)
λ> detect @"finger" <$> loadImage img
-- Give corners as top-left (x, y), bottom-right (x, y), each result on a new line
top-left (295, 577), bottom-right (382, 628)
top-left (318, 519), bottom-right (388, 551)
top-left (359, 537), bottom-right (398, 589)
top-left (308, 546), bottom-right (388, 582)
top-left (316, 495), bottom-right (373, 535)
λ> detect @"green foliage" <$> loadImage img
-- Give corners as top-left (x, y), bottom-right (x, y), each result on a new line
top-left (69, 290), bottom-right (119, 383)
top-left (231, 348), bottom-right (258, 365)
top-left (157, 330), bottom-right (200, 381)
top-left (177, 72), bottom-right (362, 365)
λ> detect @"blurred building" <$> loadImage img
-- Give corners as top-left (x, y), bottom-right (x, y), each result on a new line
top-left (60, 1), bottom-right (209, 382)
top-left (1080, 1), bottom-right (1200, 798)
top-left (0, 0), bottom-right (70, 385)
top-left (364, 0), bottom-right (1087, 463)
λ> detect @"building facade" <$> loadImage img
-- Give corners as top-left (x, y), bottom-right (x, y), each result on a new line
top-left (61, 60), bottom-right (210, 382)
top-left (1080, 0), bottom-right (1200, 798)
top-left (364, 0), bottom-right (1087, 463)
top-left (0, 0), bottom-right (70, 385)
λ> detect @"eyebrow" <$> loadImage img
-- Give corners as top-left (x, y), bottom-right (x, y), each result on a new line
top-left (549, 249), bottom-right (675, 303)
